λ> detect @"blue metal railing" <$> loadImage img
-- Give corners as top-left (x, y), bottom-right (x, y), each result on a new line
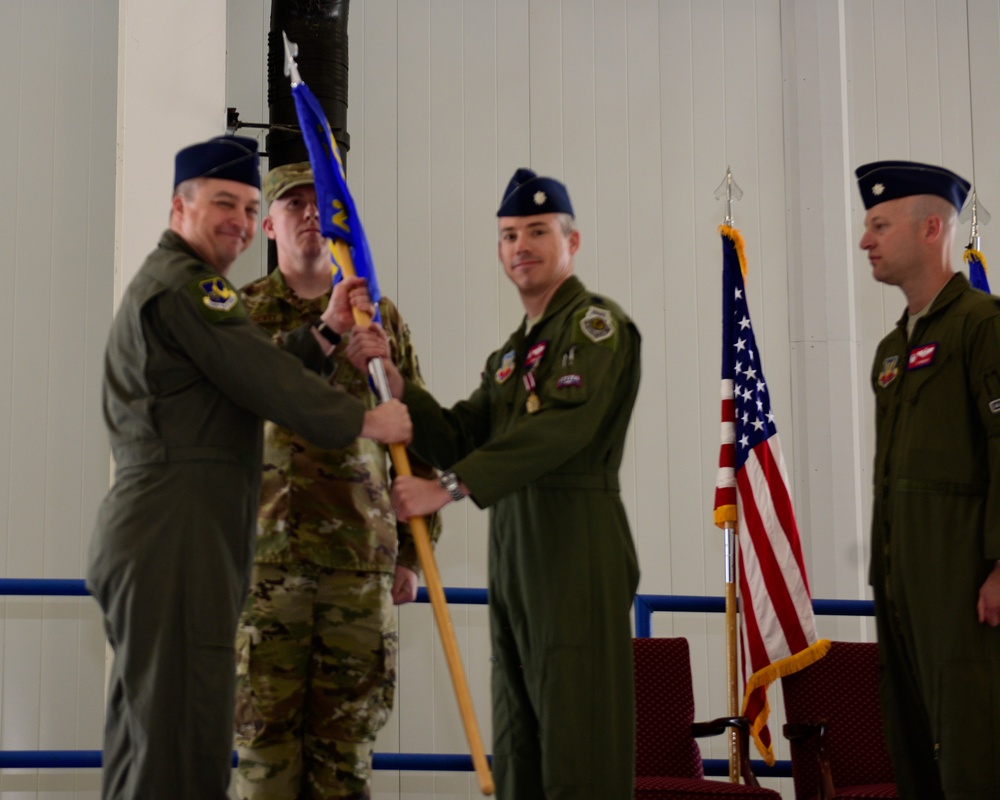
top-left (0, 578), bottom-right (874, 777)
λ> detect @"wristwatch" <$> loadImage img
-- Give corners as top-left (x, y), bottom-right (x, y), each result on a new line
top-left (312, 318), bottom-right (342, 346)
top-left (438, 470), bottom-right (464, 502)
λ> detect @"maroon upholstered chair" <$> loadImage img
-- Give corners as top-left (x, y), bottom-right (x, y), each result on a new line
top-left (780, 641), bottom-right (896, 800)
top-left (633, 637), bottom-right (781, 799)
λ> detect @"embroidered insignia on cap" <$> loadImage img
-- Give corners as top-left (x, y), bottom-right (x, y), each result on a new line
top-left (878, 355), bottom-right (899, 388)
top-left (872, 183), bottom-right (885, 196)
top-left (496, 350), bottom-right (516, 384)
top-left (199, 278), bottom-right (238, 311)
top-left (907, 343), bottom-right (937, 370)
top-left (557, 374), bottom-right (582, 388)
top-left (580, 306), bottom-right (614, 343)
top-left (533, 190), bottom-right (547, 206)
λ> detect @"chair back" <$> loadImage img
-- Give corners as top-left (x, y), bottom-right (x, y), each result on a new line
top-left (781, 641), bottom-right (895, 799)
top-left (633, 637), bottom-right (704, 780)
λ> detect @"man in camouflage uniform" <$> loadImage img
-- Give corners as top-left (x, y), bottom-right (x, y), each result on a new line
top-left (233, 163), bottom-right (441, 800)
top-left (349, 169), bottom-right (642, 800)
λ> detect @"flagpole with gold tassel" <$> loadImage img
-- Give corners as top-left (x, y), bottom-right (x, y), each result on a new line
top-left (283, 34), bottom-right (494, 796)
top-left (714, 167), bottom-right (744, 783)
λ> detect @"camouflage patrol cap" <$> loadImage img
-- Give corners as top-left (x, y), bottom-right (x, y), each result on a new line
top-left (263, 161), bottom-right (315, 204)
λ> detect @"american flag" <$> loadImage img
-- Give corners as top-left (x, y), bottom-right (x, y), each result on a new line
top-left (965, 246), bottom-right (991, 293)
top-left (713, 225), bottom-right (828, 765)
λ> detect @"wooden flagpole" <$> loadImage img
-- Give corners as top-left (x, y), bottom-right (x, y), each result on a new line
top-left (332, 240), bottom-right (494, 796)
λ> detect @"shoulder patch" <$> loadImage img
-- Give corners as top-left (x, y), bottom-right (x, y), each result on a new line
top-left (185, 275), bottom-right (247, 322)
top-left (575, 305), bottom-right (616, 345)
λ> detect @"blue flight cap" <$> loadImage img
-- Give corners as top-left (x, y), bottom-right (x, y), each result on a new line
top-left (174, 135), bottom-right (261, 190)
top-left (497, 168), bottom-right (574, 218)
top-left (855, 160), bottom-right (970, 212)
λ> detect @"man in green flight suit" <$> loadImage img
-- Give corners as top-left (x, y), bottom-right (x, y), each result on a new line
top-left (232, 162), bottom-right (441, 800)
top-left (86, 136), bottom-right (411, 800)
top-left (858, 160), bottom-right (1000, 799)
top-left (347, 168), bottom-right (642, 799)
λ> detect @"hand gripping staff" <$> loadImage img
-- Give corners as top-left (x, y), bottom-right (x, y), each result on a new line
top-left (283, 33), bottom-right (494, 796)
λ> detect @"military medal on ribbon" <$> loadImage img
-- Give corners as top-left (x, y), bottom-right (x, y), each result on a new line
top-left (523, 341), bottom-right (548, 414)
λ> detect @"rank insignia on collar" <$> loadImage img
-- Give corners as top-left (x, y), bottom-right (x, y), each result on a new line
top-left (907, 342), bottom-right (937, 370)
top-left (580, 306), bottom-right (614, 343)
top-left (878, 355), bottom-right (899, 388)
top-left (199, 277), bottom-right (238, 311)
top-left (496, 350), bottom-right (516, 384)
top-left (990, 399), bottom-right (1000, 416)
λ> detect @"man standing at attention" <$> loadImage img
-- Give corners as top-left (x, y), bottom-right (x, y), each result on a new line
top-left (86, 136), bottom-right (411, 800)
top-left (232, 162), bottom-right (441, 800)
top-left (858, 159), bottom-right (1000, 799)
top-left (348, 168), bottom-right (641, 799)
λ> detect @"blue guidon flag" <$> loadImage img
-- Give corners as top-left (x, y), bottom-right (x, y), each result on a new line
top-left (291, 78), bottom-right (382, 322)
top-left (713, 224), bottom-right (829, 765)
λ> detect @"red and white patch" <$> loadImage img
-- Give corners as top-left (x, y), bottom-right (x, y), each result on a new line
top-left (907, 343), bottom-right (937, 370)
top-left (525, 341), bottom-right (548, 369)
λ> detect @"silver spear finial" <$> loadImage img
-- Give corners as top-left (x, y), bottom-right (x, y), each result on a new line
top-left (282, 31), bottom-right (302, 87)
top-left (714, 166), bottom-right (744, 227)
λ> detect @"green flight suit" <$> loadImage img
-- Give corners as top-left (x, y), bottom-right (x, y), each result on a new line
top-left (86, 231), bottom-right (366, 800)
top-left (404, 275), bottom-right (641, 800)
top-left (870, 272), bottom-right (1000, 799)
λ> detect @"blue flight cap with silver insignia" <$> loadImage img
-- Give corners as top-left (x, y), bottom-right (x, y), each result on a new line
top-left (174, 135), bottom-right (261, 190)
top-left (855, 160), bottom-right (970, 212)
top-left (497, 168), bottom-right (574, 218)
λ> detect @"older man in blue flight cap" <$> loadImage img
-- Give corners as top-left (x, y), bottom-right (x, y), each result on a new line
top-left (347, 168), bottom-right (642, 799)
top-left (86, 136), bottom-right (412, 800)
top-left (859, 159), bottom-right (1000, 799)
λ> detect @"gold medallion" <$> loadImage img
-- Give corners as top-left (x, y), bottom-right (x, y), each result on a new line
top-left (526, 392), bottom-right (541, 414)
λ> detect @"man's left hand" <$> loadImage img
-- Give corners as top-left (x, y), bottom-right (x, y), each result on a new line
top-left (392, 565), bottom-right (419, 605)
top-left (977, 562), bottom-right (1000, 626)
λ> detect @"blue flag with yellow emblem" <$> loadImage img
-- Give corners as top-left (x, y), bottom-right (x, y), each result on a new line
top-left (291, 80), bottom-right (382, 321)
top-left (965, 246), bottom-right (991, 294)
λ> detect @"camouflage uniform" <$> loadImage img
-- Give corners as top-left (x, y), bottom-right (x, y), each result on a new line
top-left (233, 270), bottom-right (440, 800)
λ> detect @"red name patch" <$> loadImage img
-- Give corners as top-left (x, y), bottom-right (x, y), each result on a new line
top-left (907, 343), bottom-right (937, 370)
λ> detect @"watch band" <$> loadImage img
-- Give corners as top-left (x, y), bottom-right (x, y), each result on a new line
top-left (312, 319), bottom-right (342, 346)
top-left (438, 470), bottom-right (464, 502)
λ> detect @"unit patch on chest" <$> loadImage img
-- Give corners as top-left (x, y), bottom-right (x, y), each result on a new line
top-left (878, 355), bottom-right (899, 388)
top-left (495, 350), bottom-right (516, 384)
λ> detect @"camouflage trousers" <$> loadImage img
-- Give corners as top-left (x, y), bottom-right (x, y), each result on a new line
top-left (233, 564), bottom-right (396, 800)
